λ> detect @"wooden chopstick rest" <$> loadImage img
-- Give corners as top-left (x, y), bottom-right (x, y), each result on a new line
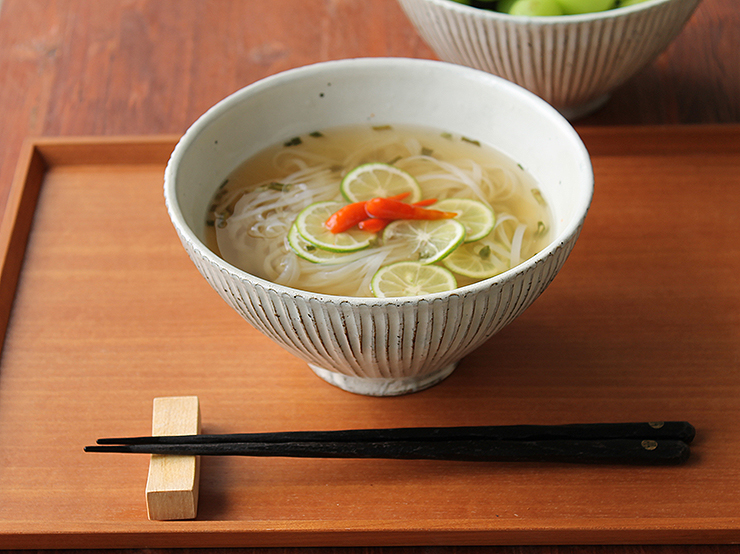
top-left (144, 396), bottom-right (201, 521)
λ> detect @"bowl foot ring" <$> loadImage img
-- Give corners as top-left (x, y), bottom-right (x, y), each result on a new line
top-left (308, 362), bottom-right (458, 396)
top-left (557, 93), bottom-right (612, 121)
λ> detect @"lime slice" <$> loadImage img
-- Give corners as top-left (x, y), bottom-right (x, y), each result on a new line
top-left (294, 201), bottom-right (375, 253)
top-left (442, 239), bottom-right (508, 279)
top-left (433, 198), bottom-right (495, 242)
top-left (382, 219), bottom-right (466, 264)
top-left (287, 223), bottom-right (360, 264)
top-left (340, 163), bottom-right (422, 203)
top-left (371, 261), bottom-right (457, 298)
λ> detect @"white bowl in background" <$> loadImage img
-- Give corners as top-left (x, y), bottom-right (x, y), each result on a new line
top-left (397, 0), bottom-right (702, 119)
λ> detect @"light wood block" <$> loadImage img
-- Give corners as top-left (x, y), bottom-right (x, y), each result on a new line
top-left (145, 396), bottom-right (201, 520)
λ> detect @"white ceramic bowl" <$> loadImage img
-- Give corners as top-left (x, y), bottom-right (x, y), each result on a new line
top-left (397, 0), bottom-right (702, 119)
top-left (164, 58), bottom-right (593, 396)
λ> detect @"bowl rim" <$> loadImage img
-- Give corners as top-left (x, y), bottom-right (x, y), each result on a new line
top-left (164, 57), bottom-right (593, 305)
top-left (413, 0), bottom-right (697, 23)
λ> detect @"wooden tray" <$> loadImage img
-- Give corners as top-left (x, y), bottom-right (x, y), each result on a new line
top-left (1, 128), bottom-right (739, 548)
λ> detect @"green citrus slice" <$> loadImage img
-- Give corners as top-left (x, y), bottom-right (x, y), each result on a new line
top-left (287, 223), bottom-right (361, 264)
top-left (382, 219), bottom-right (466, 264)
top-left (371, 261), bottom-right (458, 298)
top-left (433, 198), bottom-right (495, 242)
top-left (340, 163), bottom-right (422, 203)
top-left (442, 239), bottom-right (509, 279)
top-left (294, 201), bottom-right (375, 253)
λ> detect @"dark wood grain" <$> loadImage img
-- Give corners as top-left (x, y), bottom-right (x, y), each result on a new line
top-left (0, 0), bottom-right (737, 217)
top-left (0, 0), bottom-right (738, 552)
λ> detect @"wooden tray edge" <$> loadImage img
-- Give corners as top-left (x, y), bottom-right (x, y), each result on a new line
top-left (2, 517), bottom-right (740, 549)
top-left (0, 139), bottom-right (42, 352)
top-left (574, 123), bottom-right (740, 156)
top-left (0, 135), bottom-right (179, 354)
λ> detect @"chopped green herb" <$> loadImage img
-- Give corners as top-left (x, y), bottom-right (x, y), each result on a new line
top-left (284, 137), bottom-right (302, 147)
top-left (269, 181), bottom-right (291, 192)
top-left (421, 147), bottom-right (434, 157)
top-left (517, 163), bottom-right (524, 170)
top-left (478, 245), bottom-right (491, 259)
top-left (372, 125), bottom-right (393, 131)
top-left (441, 132), bottom-right (453, 140)
top-left (461, 136), bottom-right (481, 146)
top-left (206, 219), bottom-right (215, 227)
top-left (309, 131), bottom-right (324, 138)
top-left (536, 221), bottom-right (548, 237)
top-left (305, 244), bottom-right (316, 252)
top-left (387, 155), bottom-right (402, 165)
top-left (531, 188), bottom-right (547, 206)
top-left (218, 178), bottom-right (229, 190)
top-left (258, 182), bottom-right (292, 192)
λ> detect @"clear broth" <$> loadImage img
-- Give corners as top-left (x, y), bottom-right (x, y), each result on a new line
top-left (206, 124), bottom-right (551, 297)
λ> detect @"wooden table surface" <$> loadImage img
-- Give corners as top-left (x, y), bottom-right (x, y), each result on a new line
top-left (0, 1), bottom-right (738, 553)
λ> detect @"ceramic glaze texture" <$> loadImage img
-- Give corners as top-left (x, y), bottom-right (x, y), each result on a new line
top-left (164, 58), bottom-right (593, 396)
top-left (397, 0), bottom-right (702, 119)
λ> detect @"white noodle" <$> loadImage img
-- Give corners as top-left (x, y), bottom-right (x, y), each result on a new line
top-left (509, 224), bottom-right (527, 268)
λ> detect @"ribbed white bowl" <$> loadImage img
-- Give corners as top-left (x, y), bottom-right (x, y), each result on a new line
top-left (397, 0), bottom-right (701, 119)
top-left (164, 58), bottom-right (593, 396)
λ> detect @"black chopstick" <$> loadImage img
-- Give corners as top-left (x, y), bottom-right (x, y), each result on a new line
top-left (93, 421), bottom-right (695, 446)
top-left (85, 422), bottom-right (694, 464)
top-left (85, 438), bottom-right (690, 464)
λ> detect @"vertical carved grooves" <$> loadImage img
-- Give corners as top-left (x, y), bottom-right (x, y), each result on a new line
top-left (177, 228), bottom-right (580, 381)
top-left (397, 0), bottom-right (700, 108)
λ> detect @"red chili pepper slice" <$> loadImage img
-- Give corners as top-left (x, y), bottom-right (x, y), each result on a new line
top-left (325, 201), bottom-right (369, 233)
top-left (325, 192), bottom-right (411, 233)
top-left (357, 218), bottom-right (389, 233)
top-left (358, 199), bottom-right (440, 232)
top-left (365, 197), bottom-right (456, 221)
